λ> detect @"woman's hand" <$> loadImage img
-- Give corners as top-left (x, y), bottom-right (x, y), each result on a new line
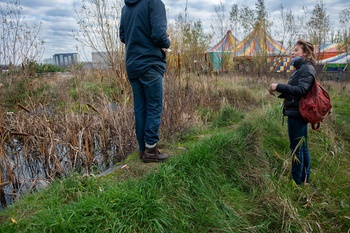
top-left (268, 83), bottom-right (278, 95)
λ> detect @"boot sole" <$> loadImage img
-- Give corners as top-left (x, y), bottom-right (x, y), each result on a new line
top-left (142, 157), bottom-right (168, 163)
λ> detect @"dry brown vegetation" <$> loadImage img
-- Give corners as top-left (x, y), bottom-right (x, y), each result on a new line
top-left (0, 66), bottom-right (264, 207)
top-left (1, 63), bottom-right (349, 210)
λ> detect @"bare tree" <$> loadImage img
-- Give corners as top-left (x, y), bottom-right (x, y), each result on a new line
top-left (307, 0), bottom-right (331, 52)
top-left (255, 0), bottom-right (271, 29)
top-left (171, 12), bottom-right (211, 73)
top-left (229, 4), bottom-right (239, 39)
top-left (239, 5), bottom-right (255, 37)
top-left (211, 1), bottom-right (230, 40)
top-left (254, 0), bottom-right (273, 41)
top-left (275, 5), bottom-right (301, 51)
top-left (72, 0), bottom-right (124, 79)
top-left (0, 0), bottom-right (44, 68)
top-left (339, 7), bottom-right (350, 51)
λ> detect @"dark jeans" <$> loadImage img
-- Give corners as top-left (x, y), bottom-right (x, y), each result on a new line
top-left (129, 68), bottom-right (164, 152)
top-left (287, 117), bottom-right (310, 185)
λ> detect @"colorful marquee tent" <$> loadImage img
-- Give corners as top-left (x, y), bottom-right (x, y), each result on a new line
top-left (271, 48), bottom-right (350, 73)
top-left (229, 24), bottom-right (291, 72)
top-left (271, 43), bottom-right (348, 73)
top-left (316, 43), bottom-right (346, 60)
top-left (208, 30), bottom-right (240, 53)
top-left (231, 25), bottom-right (287, 57)
top-left (268, 57), bottom-right (294, 72)
top-left (207, 30), bottom-right (240, 71)
top-left (319, 52), bottom-right (350, 71)
top-left (206, 24), bottom-right (349, 73)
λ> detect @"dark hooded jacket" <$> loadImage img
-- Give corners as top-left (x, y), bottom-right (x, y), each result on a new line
top-left (276, 58), bottom-right (316, 117)
top-left (119, 0), bottom-right (171, 79)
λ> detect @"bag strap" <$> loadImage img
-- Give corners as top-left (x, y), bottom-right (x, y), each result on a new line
top-left (305, 75), bottom-right (319, 130)
top-left (311, 75), bottom-right (316, 87)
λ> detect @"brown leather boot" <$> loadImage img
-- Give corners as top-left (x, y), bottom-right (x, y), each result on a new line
top-left (142, 146), bottom-right (169, 163)
top-left (139, 151), bottom-right (144, 159)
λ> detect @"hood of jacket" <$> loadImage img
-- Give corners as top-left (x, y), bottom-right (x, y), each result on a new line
top-left (125, 0), bottom-right (142, 6)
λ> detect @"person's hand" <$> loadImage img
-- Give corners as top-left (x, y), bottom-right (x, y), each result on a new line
top-left (166, 34), bottom-right (171, 52)
top-left (168, 34), bottom-right (171, 44)
top-left (268, 83), bottom-right (278, 95)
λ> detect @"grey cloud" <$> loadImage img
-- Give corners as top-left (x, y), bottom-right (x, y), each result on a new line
top-left (46, 8), bottom-right (76, 18)
top-left (3, 0), bottom-right (348, 60)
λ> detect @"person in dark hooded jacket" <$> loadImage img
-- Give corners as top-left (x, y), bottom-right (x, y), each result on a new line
top-left (120, 0), bottom-right (171, 163)
top-left (268, 39), bottom-right (316, 185)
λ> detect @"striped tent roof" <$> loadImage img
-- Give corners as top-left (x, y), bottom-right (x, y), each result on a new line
top-left (318, 52), bottom-right (350, 64)
top-left (316, 43), bottom-right (346, 60)
top-left (208, 30), bottom-right (240, 52)
top-left (318, 43), bottom-right (344, 52)
top-left (231, 25), bottom-right (287, 57)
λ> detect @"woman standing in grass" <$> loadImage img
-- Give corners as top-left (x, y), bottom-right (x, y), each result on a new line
top-left (268, 39), bottom-right (316, 185)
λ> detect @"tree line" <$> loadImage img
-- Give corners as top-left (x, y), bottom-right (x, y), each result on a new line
top-left (0, 0), bottom-right (349, 73)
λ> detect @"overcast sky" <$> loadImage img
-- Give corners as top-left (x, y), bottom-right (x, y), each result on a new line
top-left (0, 0), bottom-right (348, 61)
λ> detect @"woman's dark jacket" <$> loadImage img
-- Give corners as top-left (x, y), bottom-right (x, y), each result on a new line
top-left (276, 58), bottom-right (316, 118)
top-left (119, 0), bottom-right (171, 79)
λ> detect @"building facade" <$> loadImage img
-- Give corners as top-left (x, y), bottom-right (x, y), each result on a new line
top-left (53, 53), bottom-right (79, 68)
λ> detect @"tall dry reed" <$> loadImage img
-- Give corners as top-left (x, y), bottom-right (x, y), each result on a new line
top-left (0, 65), bottom-right (212, 207)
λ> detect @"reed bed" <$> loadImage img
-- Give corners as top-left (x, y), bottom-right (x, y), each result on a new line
top-left (0, 64), bottom-right (266, 208)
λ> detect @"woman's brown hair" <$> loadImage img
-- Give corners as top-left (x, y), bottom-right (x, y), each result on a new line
top-left (296, 39), bottom-right (316, 67)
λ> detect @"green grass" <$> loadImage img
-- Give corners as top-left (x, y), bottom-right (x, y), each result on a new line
top-left (0, 81), bottom-right (349, 233)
